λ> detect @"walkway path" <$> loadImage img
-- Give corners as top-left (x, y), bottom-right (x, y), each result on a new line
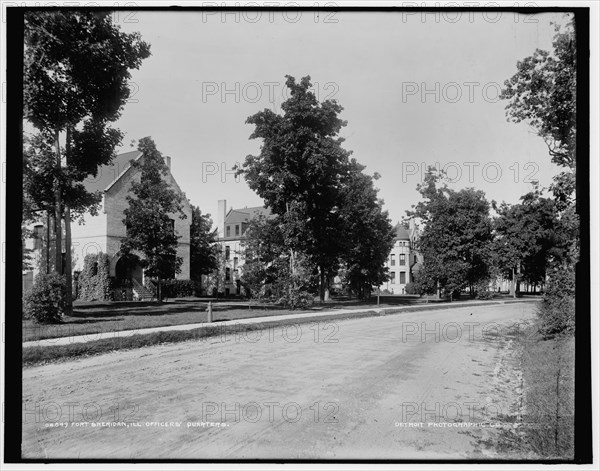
top-left (23, 299), bottom-right (537, 348)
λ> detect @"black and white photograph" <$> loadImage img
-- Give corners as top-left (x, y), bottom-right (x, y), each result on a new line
top-left (2, 1), bottom-right (598, 467)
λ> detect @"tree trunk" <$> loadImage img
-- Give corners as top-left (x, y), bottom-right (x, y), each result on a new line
top-left (53, 130), bottom-right (63, 275)
top-left (319, 266), bottom-right (325, 302)
top-left (64, 126), bottom-right (73, 314)
top-left (45, 211), bottom-right (51, 274)
top-left (64, 206), bottom-right (73, 314)
top-left (157, 278), bottom-right (162, 302)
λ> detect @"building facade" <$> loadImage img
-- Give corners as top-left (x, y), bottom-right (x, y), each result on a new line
top-left (214, 199), bottom-right (273, 296)
top-left (23, 150), bottom-right (192, 296)
top-left (212, 199), bottom-right (424, 297)
top-left (378, 220), bottom-right (423, 295)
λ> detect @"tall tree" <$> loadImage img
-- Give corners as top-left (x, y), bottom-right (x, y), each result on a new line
top-left (237, 75), bottom-right (353, 301)
top-left (338, 161), bottom-right (395, 298)
top-left (500, 20), bottom-right (575, 170)
top-left (500, 20), bottom-right (576, 219)
top-left (190, 206), bottom-right (218, 281)
top-left (121, 137), bottom-right (186, 302)
top-left (23, 11), bottom-right (150, 312)
top-left (492, 187), bottom-right (560, 296)
top-left (500, 18), bottom-right (577, 334)
top-left (408, 169), bottom-right (494, 299)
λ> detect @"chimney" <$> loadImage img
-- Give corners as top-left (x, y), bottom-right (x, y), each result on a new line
top-left (217, 200), bottom-right (227, 239)
top-left (164, 155), bottom-right (171, 169)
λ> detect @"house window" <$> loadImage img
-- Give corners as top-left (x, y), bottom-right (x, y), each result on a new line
top-left (390, 254), bottom-right (396, 266)
top-left (233, 257), bottom-right (238, 269)
top-left (225, 267), bottom-right (231, 282)
top-left (169, 218), bottom-right (175, 236)
top-left (235, 225), bottom-right (240, 236)
top-left (400, 254), bottom-right (406, 265)
top-left (390, 272), bottom-right (396, 284)
top-left (225, 246), bottom-right (230, 260)
top-left (414, 254), bottom-right (418, 264)
top-left (400, 272), bottom-right (406, 284)
top-left (33, 225), bottom-right (44, 250)
top-left (226, 225), bottom-right (231, 237)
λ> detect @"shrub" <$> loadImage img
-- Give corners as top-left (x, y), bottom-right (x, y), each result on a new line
top-left (160, 279), bottom-right (202, 298)
top-left (24, 273), bottom-right (67, 324)
top-left (475, 280), bottom-right (494, 300)
top-left (404, 282), bottom-right (418, 295)
top-left (537, 265), bottom-right (575, 338)
top-left (278, 289), bottom-right (314, 310)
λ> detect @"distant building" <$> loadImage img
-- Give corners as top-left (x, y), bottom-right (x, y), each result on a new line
top-left (23, 150), bottom-right (192, 297)
top-left (379, 220), bottom-right (422, 295)
top-left (215, 199), bottom-right (273, 296)
top-left (213, 198), bottom-right (424, 297)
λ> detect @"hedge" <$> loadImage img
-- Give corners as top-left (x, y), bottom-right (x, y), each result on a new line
top-left (160, 279), bottom-right (202, 298)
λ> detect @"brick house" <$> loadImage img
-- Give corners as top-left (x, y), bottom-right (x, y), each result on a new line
top-left (215, 199), bottom-right (273, 296)
top-left (212, 198), bottom-right (423, 297)
top-left (23, 150), bottom-right (192, 296)
top-left (378, 220), bottom-right (423, 294)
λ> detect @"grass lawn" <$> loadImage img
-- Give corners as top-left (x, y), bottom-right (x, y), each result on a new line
top-left (519, 326), bottom-right (575, 458)
top-left (21, 296), bottom-right (538, 366)
top-left (22, 295), bottom-right (430, 342)
top-left (492, 320), bottom-right (575, 459)
top-left (22, 294), bottom-right (530, 343)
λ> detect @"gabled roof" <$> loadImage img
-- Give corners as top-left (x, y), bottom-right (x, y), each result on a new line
top-left (394, 224), bottom-right (410, 240)
top-left (225, 206), bottom-right (272, 225)
top-left (83, 150), bottom-right (142, 193)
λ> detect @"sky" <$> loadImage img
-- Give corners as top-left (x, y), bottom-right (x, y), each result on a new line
top-left (111, 9), bottom-right (572, 226)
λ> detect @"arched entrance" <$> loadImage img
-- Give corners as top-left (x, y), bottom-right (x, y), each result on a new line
top-left (115, 255), bottom-right (143, 285)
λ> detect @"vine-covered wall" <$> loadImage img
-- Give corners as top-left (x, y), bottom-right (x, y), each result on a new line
top-left (78, 253), bottom-right (112, 301)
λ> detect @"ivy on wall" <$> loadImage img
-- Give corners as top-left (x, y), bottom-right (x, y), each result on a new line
top-left (78, 253), bottom-right (112, 301)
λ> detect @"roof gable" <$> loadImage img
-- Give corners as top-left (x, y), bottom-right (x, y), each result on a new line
top-left (225, 206), bottom-right (272, 225)
top-left (83, 150), bottom-right (142, 193)
top-left (394, 224), bottom-right (410, 240)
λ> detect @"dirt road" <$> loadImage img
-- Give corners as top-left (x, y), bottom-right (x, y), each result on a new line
top-left (22, 302), bottom-right (535, 459)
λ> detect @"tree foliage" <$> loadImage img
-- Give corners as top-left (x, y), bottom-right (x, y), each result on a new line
top-left (492, 187), bottom-right (564, 291)
top-left (23, 10), bottom-right (150, 309)
top-left (190, 206), bottom-right (218, 281)
top-left (24, 11), bottom-right (150, 130)
top-left (338, 161), bottom-right (395, 298)
top-left (238, 75), bottom-right (392, 301)
top-left (238, 75), bottom-right (353, 301)
top-left (501, 18), bottom-right (578, 335)
top-left (121, 137), bottom-right (186, 300)
top-left (500, 20), bottom-right (575, 170)
top-left (408, 169), bottom-right (494, 298)
top-left (240, 215), bottom-right (316, 308)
